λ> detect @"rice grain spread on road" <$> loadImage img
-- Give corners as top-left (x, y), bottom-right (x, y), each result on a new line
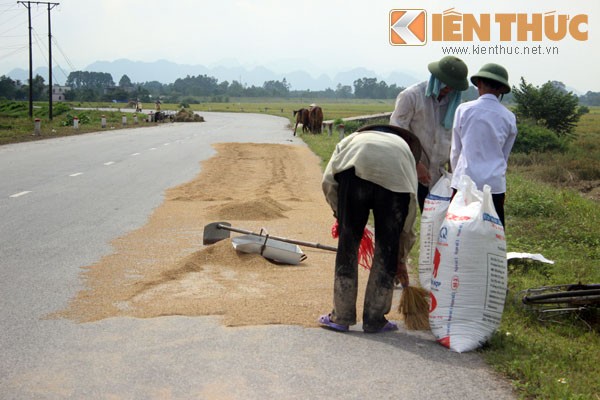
top-left (54, 142), bottom-right (404, 327)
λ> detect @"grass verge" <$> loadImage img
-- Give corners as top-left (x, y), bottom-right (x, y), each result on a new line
top-left (0, 102), bottom-right (154, 146)
top-left (484, 173), bottom-right (599, 399)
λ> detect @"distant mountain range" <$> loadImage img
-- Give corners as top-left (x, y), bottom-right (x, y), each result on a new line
top-left (6, 58), bottom-right (420, 91)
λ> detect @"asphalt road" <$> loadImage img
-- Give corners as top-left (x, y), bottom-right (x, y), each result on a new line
top-left (0, 113), bottom-right (516, 399)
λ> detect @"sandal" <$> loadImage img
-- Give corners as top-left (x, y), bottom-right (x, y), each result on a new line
top-left (318, 314), bottom-right (349, 332)
top-left (364, 321), bottom-right (399, 334)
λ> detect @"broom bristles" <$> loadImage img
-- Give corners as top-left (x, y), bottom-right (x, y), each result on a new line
top-left (399, 286), bottom-right (430, 330)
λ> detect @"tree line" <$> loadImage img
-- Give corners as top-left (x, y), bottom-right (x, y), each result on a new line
top-left (1, 71), bottom-right (599, 106)
top-left (0, 71), bottom-right (403, 103)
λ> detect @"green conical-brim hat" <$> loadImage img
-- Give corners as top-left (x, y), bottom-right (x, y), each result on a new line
top-left (470, 63), bottom-right (511, 94)
top-left (428, 56), bottom-right (469, 91)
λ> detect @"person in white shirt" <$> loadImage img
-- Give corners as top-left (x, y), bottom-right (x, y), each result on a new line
top-left (390, 56), bottom-right (469, 211)
top-left (319, 125), bottom-right (421, 333)
top-left (450, 63), bottom-right (518, 227)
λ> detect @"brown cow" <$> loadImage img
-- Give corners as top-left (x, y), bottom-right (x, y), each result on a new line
top-left (293, 108), bottom-right (310, 136)
top-left (308, 105), bottom-right (323, 134)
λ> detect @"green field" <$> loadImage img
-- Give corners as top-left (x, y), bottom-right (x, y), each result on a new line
top-left (2, 99), bottom-right (599, 399)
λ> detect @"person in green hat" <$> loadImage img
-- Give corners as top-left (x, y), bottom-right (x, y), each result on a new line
top-left (390, 55), bottom-right (469, 212)
top-left (450, 63), bottom-right (518, 227)
top-left (389, 55), bottom-right (468, 286)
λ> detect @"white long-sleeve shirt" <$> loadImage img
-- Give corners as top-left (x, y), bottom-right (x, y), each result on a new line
top-left (322, 130), bottom-right (418, 263)
top-left (450, 94), bottom-right (518, 193)
top-left (390, 81), bottom-right (452, 186)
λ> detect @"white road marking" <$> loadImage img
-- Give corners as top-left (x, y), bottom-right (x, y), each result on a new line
top-left (104, 161), bottom-right (115, 166)
top-left (131, 152), bottom-right (141, 156)
top-left (150, 147), bottom-right (157, 151)
top-left (163, 143), bottom-right (170, 146)
top-left (10, 191), bottom-right (31, 198)
top-left (69, 172), bottom-right (83, 177)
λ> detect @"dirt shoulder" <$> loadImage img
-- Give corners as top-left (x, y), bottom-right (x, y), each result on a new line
top-left (55, 142), bottom-right (404, 327)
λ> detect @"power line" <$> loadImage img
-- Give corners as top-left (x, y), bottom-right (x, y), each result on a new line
top-left (0, 5), bottom-right (43, 36)
top-left (0, 44), bottom-right (28, 61)
top-left (32, 28), bottom-right (49, 65)
top-left (51, 36), bottom-right (75, 70)
top-left (17, 1), bottom-right (59, 119)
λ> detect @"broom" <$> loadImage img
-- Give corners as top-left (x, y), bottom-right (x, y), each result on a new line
top-left (399, 286), bottom-right (430, 330)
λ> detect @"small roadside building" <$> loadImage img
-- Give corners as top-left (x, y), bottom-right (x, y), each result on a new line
top-left (52, 85), bottom-right (71, 102)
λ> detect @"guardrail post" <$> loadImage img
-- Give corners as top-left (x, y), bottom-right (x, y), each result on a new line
top-left (34, 118), bottom-right (41, 135)
top-left (337, 124), bottom-right (345, 140)
top-left (73, 116), bottom-right (79, 129)
top-left (101, 115), bottom-right (106, 128)
top-left (122, 115), bottom-right (127, 126)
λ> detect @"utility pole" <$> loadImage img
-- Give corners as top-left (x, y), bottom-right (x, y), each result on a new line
top-left (18, 1), bottom-right (60, 119)
top-left (18, 1), bottom-right (33, 117)
top-left (47, 2), bottom-right (58, 120)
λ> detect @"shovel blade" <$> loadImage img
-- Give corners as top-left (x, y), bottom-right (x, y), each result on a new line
top-left (203, 221), bottom-right (232, 245)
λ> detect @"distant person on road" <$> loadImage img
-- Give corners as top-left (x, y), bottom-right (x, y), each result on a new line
top-left (319, 125), bottom-right (421, 333)
top-left (390, 55), bottom-right (469, 212)
top-left (450, 63), bottom-right (517, 227)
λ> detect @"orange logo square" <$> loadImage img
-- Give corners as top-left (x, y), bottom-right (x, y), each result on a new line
top-left (390, 9), bottom-right (427, 46)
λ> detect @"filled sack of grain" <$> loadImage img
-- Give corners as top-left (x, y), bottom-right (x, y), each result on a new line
top-left (429, 175), bottom-right (507, 353)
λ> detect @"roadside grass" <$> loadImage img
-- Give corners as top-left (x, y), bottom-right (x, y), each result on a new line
top-left (485, 173), bottom-right (600, 400)
top-left (0, 101), bottom-right (154, 146)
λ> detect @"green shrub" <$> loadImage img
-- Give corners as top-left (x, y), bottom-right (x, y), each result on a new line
top-left (53, 102), bottom-right (71, 116)
top-left (513, 78), bottom-right (581, 137)
top-left (577, 105), bottom-right (590, 115)
top-left (513, 123), bottom-right (568, 154)
top-left (62, 112), bottom-right (91, 126)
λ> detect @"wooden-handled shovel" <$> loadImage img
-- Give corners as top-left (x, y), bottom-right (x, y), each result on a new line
top-left (202, 221), bottom-right (338, 252)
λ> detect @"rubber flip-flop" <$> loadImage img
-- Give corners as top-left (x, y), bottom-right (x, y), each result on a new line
top-left (318, 314), bottom-right (349, 332)
top-left (364, 321), bottom-right (399, 334)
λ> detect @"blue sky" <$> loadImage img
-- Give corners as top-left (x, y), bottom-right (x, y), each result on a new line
top-left (1, 0), bottom-right (598, 92)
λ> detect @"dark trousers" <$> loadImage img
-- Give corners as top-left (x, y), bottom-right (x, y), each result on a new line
top-left (332, 169), bottom-right (410, 332)
top-left (492, 193), bottom-right (506, 228)
top-left (417, 183), bottom-right (429, 213)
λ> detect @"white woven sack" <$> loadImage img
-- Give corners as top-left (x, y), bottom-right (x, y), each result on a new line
top-left (429, 175), bottom-right (507, 353)
top-left (419, 171), bottom-right (452, 290)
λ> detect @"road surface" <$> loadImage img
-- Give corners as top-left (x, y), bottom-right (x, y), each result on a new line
top-left (0, 112), bottom-right (515, 399)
